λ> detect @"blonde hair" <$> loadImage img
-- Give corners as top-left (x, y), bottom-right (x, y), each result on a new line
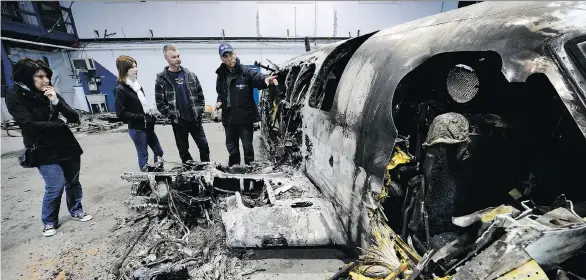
top-left (116, 55), bottom-right (137, 82)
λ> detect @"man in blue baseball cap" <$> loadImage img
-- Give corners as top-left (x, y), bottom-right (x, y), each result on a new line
top-left (215, 42), bottom-right (278, 166)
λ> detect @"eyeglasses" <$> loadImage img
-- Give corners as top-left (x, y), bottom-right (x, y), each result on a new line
top-left (221, 52), bottom-right (233, 59)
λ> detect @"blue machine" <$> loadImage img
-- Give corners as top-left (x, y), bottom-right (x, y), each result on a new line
top-left (253, 88), bottom-right (259, 105)
top-left (248, 65), bottom-right (260, 106)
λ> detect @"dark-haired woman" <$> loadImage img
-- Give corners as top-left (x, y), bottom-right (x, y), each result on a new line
top-left (6, 58), bottom-right (93, 237)
top-left (114, 55), bottom-right (164, 170)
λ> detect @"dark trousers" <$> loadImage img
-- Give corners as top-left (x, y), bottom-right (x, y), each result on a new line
top-left (225, 123), bottom-right (254, 166)
top-left (129, 128), bottom-right (164, 170)
top-left (38, 157), bottom-right (83, 226)
top-left (171, 119), bottom-right (210, 163)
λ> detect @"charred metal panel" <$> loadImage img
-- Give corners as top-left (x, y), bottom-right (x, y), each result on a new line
top-left (548, 31), bottom-right (586, 137)
top-left (525, 226), bottom-right (586, 270)
top-left (222, 193), bottom-right (348, 248)
top-left (220, 169), bottom-right (350, 248)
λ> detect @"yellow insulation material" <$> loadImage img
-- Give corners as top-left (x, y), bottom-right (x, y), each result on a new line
top-left (353, 214), bottom-right (419, 280)
top-left (480, 205), bottom-right (517, 223)
top-left (376, 186), bottom-right (389, 202)
top-left (386, 147), bottom-right (412, 171)
top-left (378, 147), bottom-right (413, 201)
top-left (349, 271), bottom-right (382, 280)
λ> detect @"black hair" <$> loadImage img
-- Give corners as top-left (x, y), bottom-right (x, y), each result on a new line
top-left (11, 58), bottom-right (53, 92)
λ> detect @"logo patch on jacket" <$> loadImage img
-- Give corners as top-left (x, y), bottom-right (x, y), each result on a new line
top-left (236, 83), bottom-right (247, 90)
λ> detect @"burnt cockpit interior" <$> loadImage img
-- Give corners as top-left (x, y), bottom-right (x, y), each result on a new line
top-left (260, 63), bottom-right (313, 165)
top-left (260, 34), bottom-right (374, 166)
top-left (381, 51), bottom-right (586, 277)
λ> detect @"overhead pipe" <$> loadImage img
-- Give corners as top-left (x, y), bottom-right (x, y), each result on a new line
top-left (1, 36), bottom-right (344, 52)
top-left (78, 36), bottom-right (350, 44)
top-left (1, 36), bottom-right (80, 50)
top-left (79, 44), bottom-right (316, 51)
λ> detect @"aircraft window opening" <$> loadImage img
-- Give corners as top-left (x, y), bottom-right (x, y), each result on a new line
top-left (292, 64), bottom-right (316, 106)
top-left (309, 52), bottom-right (354, 112)
top-left (564, 35), bottom-right (586, 79)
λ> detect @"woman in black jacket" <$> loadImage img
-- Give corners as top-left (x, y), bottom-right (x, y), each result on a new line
top-left (6, 58), bottom-right (93, 237)
top-left (114, 55), bottom-right (164, 170)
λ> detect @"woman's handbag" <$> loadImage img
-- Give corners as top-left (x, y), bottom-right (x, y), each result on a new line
top-left (18, 143), bottom-right (38, 168)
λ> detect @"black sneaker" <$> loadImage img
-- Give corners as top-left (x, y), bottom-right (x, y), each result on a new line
top-left (43, 224), bottom-right (56, 237)
top-left (71, 213), bottom-right (93, 222)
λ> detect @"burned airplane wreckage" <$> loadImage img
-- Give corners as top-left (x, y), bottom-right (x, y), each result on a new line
top-left (118, 2), bottom-right (586, 279)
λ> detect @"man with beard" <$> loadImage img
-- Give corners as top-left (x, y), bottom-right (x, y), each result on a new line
top-left (155, 45), bottom-right (210, 163)
top-left (215, 43), bottom-right (278, 166)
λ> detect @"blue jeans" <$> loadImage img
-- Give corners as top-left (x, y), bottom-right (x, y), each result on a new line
top-left (38, 157), bottom-right (83, 226)
top-left (129, 129), bottom-right (164, 170)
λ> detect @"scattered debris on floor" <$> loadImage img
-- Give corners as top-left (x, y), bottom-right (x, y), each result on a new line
top-left (68, 111), bottom-right (124, 134)
top-left (2, 111), bottom-right (125, 136)
top-left (69, 121), bottom-right (124, 134)
top-left (1, 120), bottom-right (21, 137)
top-left (153, 111), bottom-right (216, 125)
top-left (116, 161), bottom-right (343, 279)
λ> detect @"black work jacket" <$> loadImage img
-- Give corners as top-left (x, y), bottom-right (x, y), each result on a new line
top-left (216, 59), bottom-right (267, 125)
top-left (6, 84), bottom-right (83, 166)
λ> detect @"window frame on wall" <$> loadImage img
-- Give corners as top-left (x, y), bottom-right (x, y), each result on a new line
top-left (34, 1), bottom-right (74, 35)
top-left (1, 1), bottom-right (24, 23)
top-left (1, 1), bottom-right (39, 26)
